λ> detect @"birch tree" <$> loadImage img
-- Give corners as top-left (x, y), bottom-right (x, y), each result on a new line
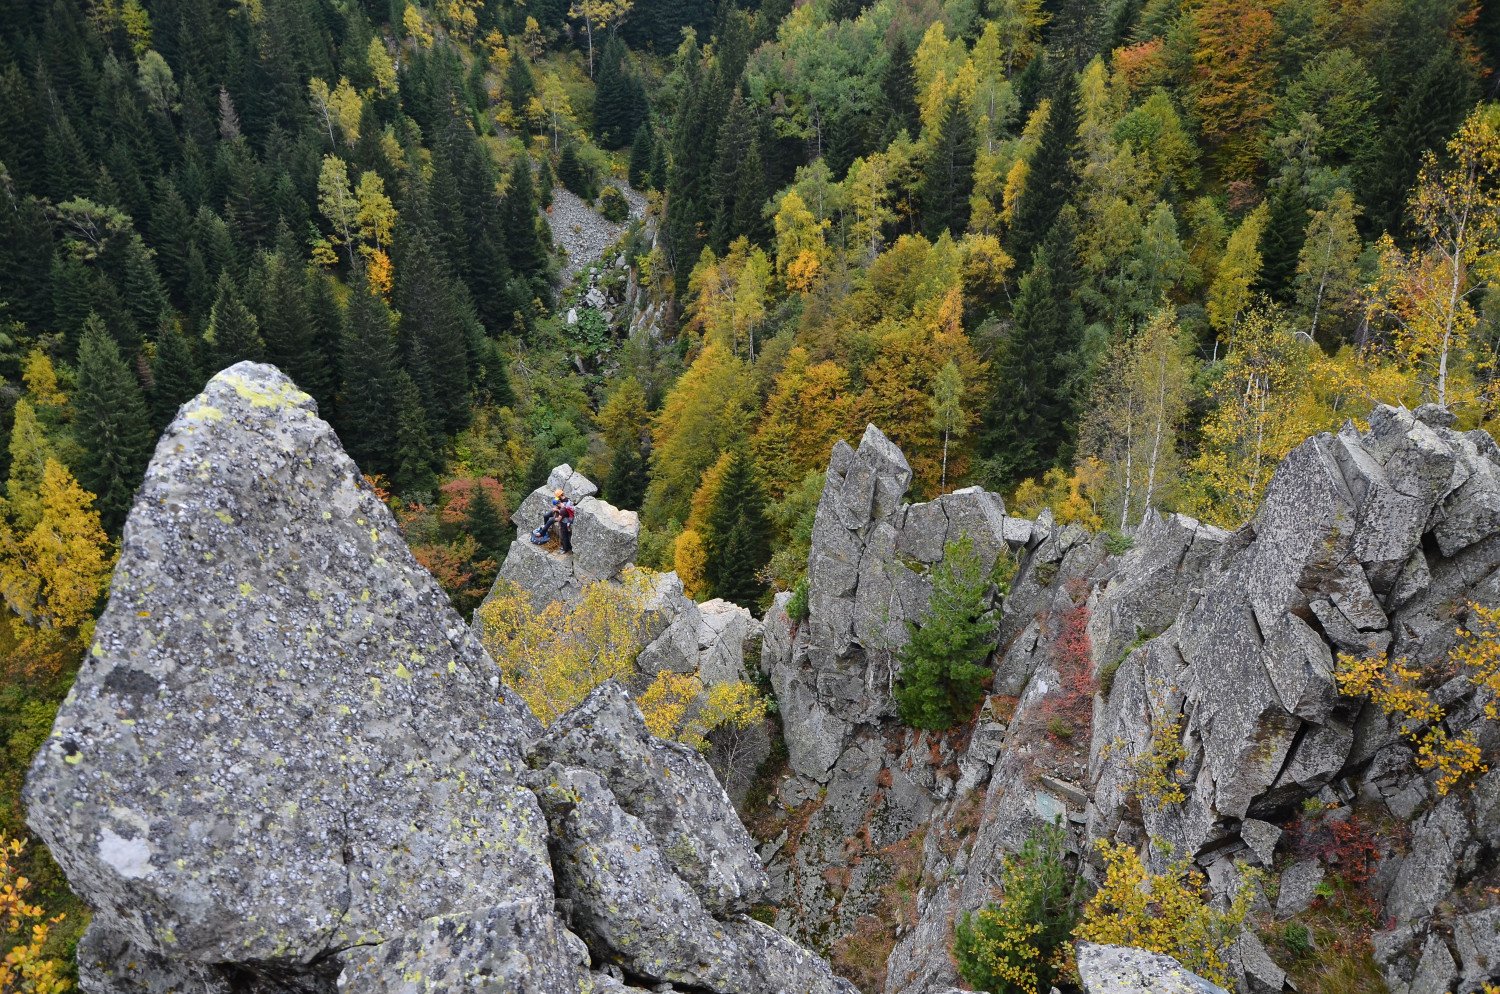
top-left (1294, 188), bottom-right (1363, 343)
top-left (1080, 307), bottom-right (1193, 529)
top-left (1369, 105), bottom-right (1500, 408)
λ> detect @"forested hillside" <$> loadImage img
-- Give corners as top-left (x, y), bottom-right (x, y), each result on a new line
top-left (2, 0), bottom-right (1500, 983)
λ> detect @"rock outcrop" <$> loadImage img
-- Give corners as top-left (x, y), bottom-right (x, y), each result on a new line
top-left (757, 411), bottom-right (1500, 994)
top-left (482, 467), bottom-right (770, 802)
top-left (1075, 943), bottom-right (1229, 994)
top-left (495, 464), bottom-right (639, 609)
top-left (25, 363), bottom-right (851, 994)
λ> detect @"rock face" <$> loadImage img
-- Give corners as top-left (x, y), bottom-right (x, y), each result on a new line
top-left (25, 363), bottom-right (848, 994)
top-left (773, 425), bottom-right (1035, 785)
top-left (484, 467), bottom-right (770, 802)
top-left (1075, 943), bottom-right (1229, 994)
top-left (757, 409), bottom-right (1500, 994)
top-left (495, 464), bottom-right (638, 609)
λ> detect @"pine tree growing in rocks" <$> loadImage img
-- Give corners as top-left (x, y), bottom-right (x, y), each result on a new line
top-left (893, 535), bottom-right (996, 729)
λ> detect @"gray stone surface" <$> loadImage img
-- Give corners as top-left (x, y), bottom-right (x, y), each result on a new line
top-left (1075, 943), bottom-right (1230, 994)
top-left (1240, 818), bottom-right (1282, 867)
top-left (1276, 859), bottom-right (1327, 917)
top-left (534, 764), bottom-right (855, 994)
top-left (491, 466), bottom-right (635, 611)
top-left (532, 682), bottom-right (768, 914)
top-left (76, 923), bottom-right (233, 994)
top-left (24, 364), bottom-right (846, 994)
top-left (26, 363), bottom-right (556, 968)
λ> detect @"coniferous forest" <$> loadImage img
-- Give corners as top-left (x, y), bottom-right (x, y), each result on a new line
top-left (3, 0), bottom-right (1500, 987)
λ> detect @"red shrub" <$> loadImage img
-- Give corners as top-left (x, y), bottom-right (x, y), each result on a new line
top-left (1038, 604), bottom-right (1097, 741)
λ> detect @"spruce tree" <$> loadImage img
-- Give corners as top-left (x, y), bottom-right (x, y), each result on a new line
top-left (149, 319), bottom-right (203, 431)
top-left (893, 535), bottom-right (996, 730)
top-left (391, 370), bottom-right (438, 498)
top-left (1366, 44), bottom-right (1478, 234)
top-left (605, 441), bottom-right (649, 510)
top-left (702, 449), bottom-right (771, 609)
top-left (733, 138), bottom-right (770, 244)
top-left (1007, 73), bottom-right (1080, 273)
top-left (879, 34), bottom-right (920, 141)
top-left (467, 478), bottom-right (509, 560)
top-left (981, 211), bottom-right (1085, 486)
top-left (557, 144), bottom-right (595, 200)
top-left (506, 55), bottom-right (536, 122)
top-left (75, 313), bottom-right (154, 531)
top-left (252, 248), bottom-right (332, 404)
top-left (503, 158), bottom-right (551, 295)
top-left (710, 90), bottom-right (756, 250)
top-left (394, 223), bottom-right (473, 433)
top-left (336, 280), bottom-right (400, 477)
top-left (203, 271), bottom-right (265, 370)
top-left (629, 124), bottom-right (654, 189)
top-left (593, 36), bottom-right (643, 149)
top-left (920, 93), bottom-right (977, 239)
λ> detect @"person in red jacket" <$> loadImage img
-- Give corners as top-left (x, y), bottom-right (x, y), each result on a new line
top-left (530, 489), bottom-right (576, 553)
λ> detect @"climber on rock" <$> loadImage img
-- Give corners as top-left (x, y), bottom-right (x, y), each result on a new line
top-left (530, 489), bottom-right (576, 552)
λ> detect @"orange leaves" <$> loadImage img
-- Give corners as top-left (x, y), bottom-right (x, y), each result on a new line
top-left (0, 835), bottom-right (71, 994)
top-left (1189, 0), bottom-right (1276, 179)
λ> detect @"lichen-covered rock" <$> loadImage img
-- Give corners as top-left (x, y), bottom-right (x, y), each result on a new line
top-left (25, 363), bottom-right (558, 971)
top-left (25, 364), bottom-right (845, 994)
top-left (335, 900), bottom-right (587, 994)
top-left (1075, 943), bottom-right (1230, 994)
top-left (534, 764), bottom-right (856, 994)
top-left (572, 496), bottom-right (639, 584)
top-left (531, 682), bottom-right (768, 914)
top-left (76, 923), bottom-right (235, 994)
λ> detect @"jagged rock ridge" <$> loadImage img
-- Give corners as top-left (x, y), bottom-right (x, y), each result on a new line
top-left (759, 413), bottom-right (1500, 994)
top-left (26, 363), bottom-right (853, 994)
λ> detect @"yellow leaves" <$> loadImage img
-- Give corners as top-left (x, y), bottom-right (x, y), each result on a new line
top-left (673, 530), bottom-right (708, 600)
top-left (476, 570), bottom-right (655, 727)
top-left (785, 251), bottom-right (821, 294)
top-left (750, 347), bottom-right (855, 500)
top-left (1206, 204), bottom-right (1268, 335)
top-left (1009, 464), bottom-right (1104, 530)
top-left (474, 570), bottom-right (764, 748)
top-left (309, 77), bottom-right (363, 145)
top-left (1126, 687), bottom-right (1189, 811)
top-left (1184, 305), bottom-right (1322, 527)
top-left (355, 171), bottom-right (395, 250)
top-left (0, 460), bottom-right (113, 641)
top-left (773, 191), bottom-right (827, 292)
top-left (437, 0), bottom-right (482, 40)
top-left (402, 5), bottom-right (433, 46)
top-left (1073, 840), bottom-right (1256, 990)
top-left (0, 835), bottom-right (70, 994)
top-left (1452, 603), bottom-right (1500, 720)
top-left (1366, 105), bottom-right (1500, 410)
top-left (22, 353), bottom-right (65, 409)
top-left (368, 38), bottom-right (397, 96)
top-left (1336, 607), bottom-right (1500, 797)
top-left (361, 248), bottom-right (394, 300)
top-left (636, 672), bottom-right (767, 750)
top-left (686, 239), bottom-right (771, 358)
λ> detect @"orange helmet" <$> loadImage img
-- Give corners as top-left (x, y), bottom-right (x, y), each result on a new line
top-left (554, 489), bottom-right (565, 499)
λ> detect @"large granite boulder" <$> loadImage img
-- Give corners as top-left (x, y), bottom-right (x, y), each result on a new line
top-left (25, 364), bottom-right (848, 994)
top-left (25, 363), bottom-right (560, 975)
